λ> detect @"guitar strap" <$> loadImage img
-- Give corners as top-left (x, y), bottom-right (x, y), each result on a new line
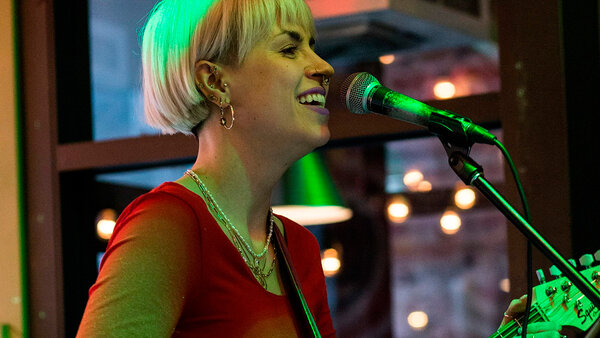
top-left (272, 224), bottom-right (322, 338)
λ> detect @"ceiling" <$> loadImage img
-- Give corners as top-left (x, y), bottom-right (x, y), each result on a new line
top-left (309, 0), bottom-right (495, 65)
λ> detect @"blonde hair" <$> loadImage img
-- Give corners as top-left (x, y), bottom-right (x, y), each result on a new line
top-left (141, 0), bottom-right (316, 135)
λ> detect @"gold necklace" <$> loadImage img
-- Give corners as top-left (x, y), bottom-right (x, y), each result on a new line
top-left (185, 169), bottom-right (277, 288)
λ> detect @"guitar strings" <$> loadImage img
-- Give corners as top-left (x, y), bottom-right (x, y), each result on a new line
top-left (494, 267), bottom-right (598, 337)
top-left (495, 305), bottom-right (543, 337)
top-left (495, 288), bottom-right (586, 337)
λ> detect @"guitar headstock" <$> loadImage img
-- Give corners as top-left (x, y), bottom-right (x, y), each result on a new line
top-left (532, 254), bottom-right (600, 331)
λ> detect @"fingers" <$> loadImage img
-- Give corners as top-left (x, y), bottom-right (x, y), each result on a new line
top-left (526, 322), bottom-right (562, 333)
top-left (523, 331), bottom-right (563, 337)
top-left (500, 295), bottom-right (529, 326)
top-left (508, 294), bottom-right (528, 313)
top-left (518, 322), bottom-right (564, 337)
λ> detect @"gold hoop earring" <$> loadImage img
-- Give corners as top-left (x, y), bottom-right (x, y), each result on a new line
top-left (220, 103), bottom-right (235, 130)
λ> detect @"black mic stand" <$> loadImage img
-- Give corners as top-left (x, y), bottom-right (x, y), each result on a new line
top-left (438, 137), bottom-right (600, 310)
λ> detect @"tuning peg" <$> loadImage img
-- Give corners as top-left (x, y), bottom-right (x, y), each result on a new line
top-left (550, 265), bottom-right (562, 279)
top-left (568, 259), bottom-right (577, 267)
top-left (536, 269), bottom-right (547, 284)
top-left (580, 254), bottom-right (595, 269)
top-left (594, 249), bottom-right (600, 263)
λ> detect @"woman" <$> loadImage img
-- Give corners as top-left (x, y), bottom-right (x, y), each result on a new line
top-left (78, 0), bottom-right (335, 336)
top-left (77, 0), bottom-right (563, 337)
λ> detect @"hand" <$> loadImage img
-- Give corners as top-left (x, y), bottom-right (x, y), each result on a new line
top-left (500, 295), bottom-right (565, 337)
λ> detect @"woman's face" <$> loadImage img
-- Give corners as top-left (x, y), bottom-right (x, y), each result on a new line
top-left (226, 22), bottom-right (335, 159)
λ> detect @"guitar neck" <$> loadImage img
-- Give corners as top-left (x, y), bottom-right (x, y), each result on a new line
top-left (489, 304), bottom-right (546, 338)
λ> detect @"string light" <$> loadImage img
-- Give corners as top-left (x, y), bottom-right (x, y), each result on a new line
top-left (96, 208), bottom-right (117, 240)
top-left (321, 248), bottom-right (341, 277)
top-left (417, 180), bottom-right (432, 192)
top-left (379, 54), bottom-right (395, 65)
top-left (403, 169), bottom-right (424, 191)
top-left (433, 80), bottom-right (456, 99)
top-left (440, 209), bottom-right (461, 235)
top-left (387, 195), bottom-right (410, 223)
top-left (454, 186), bottom-right (476, 209)
top-left (407, 311), bottom-right (429, 330)
top-left (499, 278), bottom-right (510, 293)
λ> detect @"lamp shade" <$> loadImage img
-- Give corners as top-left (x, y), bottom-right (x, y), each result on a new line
top-left (273, 152), bottom-right (353, 226)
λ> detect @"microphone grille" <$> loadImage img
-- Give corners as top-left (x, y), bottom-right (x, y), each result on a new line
top-left (339, 72), bottom-right (379, 115)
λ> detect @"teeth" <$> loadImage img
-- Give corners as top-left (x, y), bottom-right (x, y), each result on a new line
top-left (297, 93), bottom-right (325, 105)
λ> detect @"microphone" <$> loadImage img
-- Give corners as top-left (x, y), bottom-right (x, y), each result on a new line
top-left (339, 72), bottom-right (497, 145)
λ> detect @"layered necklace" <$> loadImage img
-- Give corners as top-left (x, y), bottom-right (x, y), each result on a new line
top-left (185, 169), bottom-right (276, 289)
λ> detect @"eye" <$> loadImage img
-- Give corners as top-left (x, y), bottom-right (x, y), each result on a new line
top-left (281, 45), bottom-right (298, 56)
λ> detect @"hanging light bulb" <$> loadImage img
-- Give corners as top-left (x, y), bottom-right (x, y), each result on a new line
top-left (96, 208), bottom-right (117, 240)
top-left (440, 209), bottom-right (461, 235)
top-left (403, 169), bottom-right (424, 191)
top-left (499, 278), bottom-right (510, 293)
top-left (407, 311), bottom-right (429, 330)
top-left (321, 248), bottom-right (341, 277)
top-left (454, 185), bottom-right (476, 209)
top-left (379, 54), bottom-right (395, 65)
top-left (433, 79), bottom-right (456, 99)
top-left (417, 180), bottom-right (432, 192)
top-left (387, 195), bottom-right (410, 224)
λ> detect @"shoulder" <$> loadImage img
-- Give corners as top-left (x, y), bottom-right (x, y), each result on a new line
top-left (115, 182), bottom-right (200, 228)
top-left (104, 182), bottom-right (204, 266)
top-left (80, 183), bottom-right (204, 336)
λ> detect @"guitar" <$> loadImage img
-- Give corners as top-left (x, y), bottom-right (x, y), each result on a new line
top-left (490, 264), bottom-right (600, 337)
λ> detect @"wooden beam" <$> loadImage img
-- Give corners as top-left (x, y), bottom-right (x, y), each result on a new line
top-left (56, 93), bottom-right (499, 172)
top-left (57, 134), bottom-right (198, 172)
top-left (497, 0), bottom-right (572, 299)
top-left (19, 0), bottom-right (65, 336)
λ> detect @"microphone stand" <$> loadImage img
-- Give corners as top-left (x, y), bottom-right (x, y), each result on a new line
top-left (438, 137), bottom-right (600, 310)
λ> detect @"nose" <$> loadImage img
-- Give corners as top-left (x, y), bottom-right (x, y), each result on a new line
top-left (305, 51), bottom-right (335, 86)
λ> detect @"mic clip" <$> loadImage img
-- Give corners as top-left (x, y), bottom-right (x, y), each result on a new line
top-left (429, 110), bottom-right (497, 147)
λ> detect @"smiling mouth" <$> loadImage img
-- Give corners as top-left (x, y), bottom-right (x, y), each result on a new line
top-left (297, 93), bottom-right (326, 107)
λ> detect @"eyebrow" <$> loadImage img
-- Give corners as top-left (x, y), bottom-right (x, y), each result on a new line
top-left (276, 29), bottom-right (316, 47)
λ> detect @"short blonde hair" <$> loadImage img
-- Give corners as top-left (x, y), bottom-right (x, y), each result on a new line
top-left (141, 0), bottom-right (316, 135)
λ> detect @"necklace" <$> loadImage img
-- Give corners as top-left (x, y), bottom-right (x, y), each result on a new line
top-left (185, 169), bottom-right (276, 288)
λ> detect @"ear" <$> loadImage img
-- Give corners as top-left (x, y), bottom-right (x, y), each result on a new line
top-left (194, 60), bottom-right (231, 106)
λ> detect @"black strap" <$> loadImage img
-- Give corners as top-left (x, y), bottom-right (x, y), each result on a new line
top-left (273, 225), bottom-right (321, 338)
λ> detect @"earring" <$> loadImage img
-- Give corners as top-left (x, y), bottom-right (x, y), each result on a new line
top-left (220, 101), bottom-right (235, 130)
top-left (322, 76), bottom-right (330, 86)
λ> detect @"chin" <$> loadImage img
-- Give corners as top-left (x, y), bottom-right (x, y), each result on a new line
top-left (315, 125), bottom-right (331, 147)
top-left (303, 124), bottom-right (330, 148)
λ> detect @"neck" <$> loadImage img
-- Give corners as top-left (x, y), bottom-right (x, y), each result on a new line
top-left (189, 118), bottom-right (296, 236)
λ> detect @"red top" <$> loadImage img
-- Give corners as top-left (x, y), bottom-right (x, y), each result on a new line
top-left (77, 182), bottom-right (336, 337)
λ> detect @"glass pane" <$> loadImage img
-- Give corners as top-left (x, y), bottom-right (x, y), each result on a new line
top-left (88, 1), bottom-right (499, 141)
top-left (96, 163), bottom-right (192, 190)
top-left (89, 0), bottom-right (158, 141)
top-left (381, 44), bottom-right (499, 102)
top-left (385, 131), bottom-right (508, 337)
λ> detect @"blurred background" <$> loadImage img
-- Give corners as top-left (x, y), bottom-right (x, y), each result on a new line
top-left (2, 0), bottom-right (599, 337)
